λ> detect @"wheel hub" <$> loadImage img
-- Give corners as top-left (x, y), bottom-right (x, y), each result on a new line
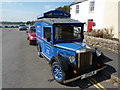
top-left (52, 65), bottom-right (62, 81)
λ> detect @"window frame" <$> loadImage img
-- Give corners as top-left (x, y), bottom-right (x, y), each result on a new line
top-left (76, 5), bottom-right (79, 14)
top-left (43, 27), bottom-right (52, 40)
top-left (89, 1), bottom-right (95, 13)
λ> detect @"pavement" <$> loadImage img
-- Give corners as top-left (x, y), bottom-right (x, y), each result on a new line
top-left (2, 28), bottom-right (119, 89)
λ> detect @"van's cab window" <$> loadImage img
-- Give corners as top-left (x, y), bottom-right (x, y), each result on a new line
top-left (30, 27), bottom-right (36, 32)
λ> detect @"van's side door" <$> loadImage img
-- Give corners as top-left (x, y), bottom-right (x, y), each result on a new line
top-left (42, 27), bottom-right (53, 60)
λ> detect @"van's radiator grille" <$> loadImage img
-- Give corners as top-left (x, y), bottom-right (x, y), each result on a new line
top-left (77, 51), bottom-right (92, 68)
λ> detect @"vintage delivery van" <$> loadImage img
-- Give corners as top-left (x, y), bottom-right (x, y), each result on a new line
top-left (35, 10), bottom-right (106, 84)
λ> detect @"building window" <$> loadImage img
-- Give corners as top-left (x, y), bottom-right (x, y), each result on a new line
top-left (76, 5), bottom-right (79, 14)
top-left (89, 1), bottom-right (95, 12)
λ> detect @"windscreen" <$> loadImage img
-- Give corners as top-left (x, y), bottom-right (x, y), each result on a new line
top-left (55, 26), bottom-right (82, 42)
top-left (20, 24), bottom-right (25, 26)
top-left (30, 27), bottom-right (36, 32)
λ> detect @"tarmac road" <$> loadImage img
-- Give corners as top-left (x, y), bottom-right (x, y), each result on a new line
top-left (2, 28), bottom-right (118, 89)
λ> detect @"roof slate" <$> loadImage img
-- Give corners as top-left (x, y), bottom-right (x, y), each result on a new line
top-left (36, 18), bottom-right (82, 25)
top-left (70, 0), bottom-right (88, 6)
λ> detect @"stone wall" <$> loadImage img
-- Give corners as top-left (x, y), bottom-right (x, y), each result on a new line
top-left (84, 35), bottom-right (119, 53)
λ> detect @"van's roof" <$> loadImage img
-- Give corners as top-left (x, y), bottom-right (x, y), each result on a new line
top-left (36, 18), bottom-right (83, 25)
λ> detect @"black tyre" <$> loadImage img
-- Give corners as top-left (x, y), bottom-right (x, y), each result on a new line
top-left (37, 44), bottom-right (43, 57)
top-left (29, 41), bottom-right (32, 45)
top-left (52, 61), bottom-right (66, 84)
top-left (27, 37), bottom-right (29, 40)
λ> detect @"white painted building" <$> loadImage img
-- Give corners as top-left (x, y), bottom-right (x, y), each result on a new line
top-left (70, 0), bottom-right (119, 39)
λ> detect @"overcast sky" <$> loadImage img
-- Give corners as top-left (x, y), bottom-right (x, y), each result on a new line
top-left (1, 1), bottom-right (73, 22)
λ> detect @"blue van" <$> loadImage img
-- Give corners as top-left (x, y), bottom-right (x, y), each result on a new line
top-left (35, 10), bottom-right (106, 84)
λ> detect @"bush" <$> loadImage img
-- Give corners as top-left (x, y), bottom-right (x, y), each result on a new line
top-left (88, 27), bottom-right (114, 39)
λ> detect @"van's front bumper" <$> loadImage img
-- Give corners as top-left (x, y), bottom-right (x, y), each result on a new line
top-left (64, 65), bottom-right (106, 84)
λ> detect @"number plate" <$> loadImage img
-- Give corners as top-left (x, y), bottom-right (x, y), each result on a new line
top-left (81, 71), bottom-right (97, 79)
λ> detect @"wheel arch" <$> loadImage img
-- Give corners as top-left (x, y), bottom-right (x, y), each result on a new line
top-left (50, 55), bottom-right (69, 71)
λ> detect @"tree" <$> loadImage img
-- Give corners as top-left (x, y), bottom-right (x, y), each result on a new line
top-left (26, 21), bottom-right (31, 25)
top-left (26, 21), bottom-right (35, 25)
top-left (55, 5), bottom-right (70, 13)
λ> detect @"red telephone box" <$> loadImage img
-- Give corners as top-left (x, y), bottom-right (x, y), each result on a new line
top-left (87, 19), bottom-right (93, 32)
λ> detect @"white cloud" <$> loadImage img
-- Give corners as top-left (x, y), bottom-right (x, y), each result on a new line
top-left (2, 9), bottom-right (37, 21)
top-left (1, 2), bottom-right (23, 7)
top-left (2, 0), bottom-right (13, 2)
top-left (2, 9), bottom-right (35, 14)
top-left (1, 0), bottom-right (73, 2)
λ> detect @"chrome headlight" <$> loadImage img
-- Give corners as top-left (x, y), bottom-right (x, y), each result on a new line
top-left (69, 56), bottom-right (75, 63)
top-left (96, 49), bottom-right (102, 57)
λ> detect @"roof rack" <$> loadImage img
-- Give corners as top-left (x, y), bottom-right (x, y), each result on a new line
top-left (37, 10), bottom-right (71, 19)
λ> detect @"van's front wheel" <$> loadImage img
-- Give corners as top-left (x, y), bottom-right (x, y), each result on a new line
top-left (52, 62), bottom-right (66, 84)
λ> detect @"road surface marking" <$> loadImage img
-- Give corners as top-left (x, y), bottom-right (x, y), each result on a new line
top-left (89, 77), bottom-right (107, 90)
top-left (87, 78), bottom-right (101, 90)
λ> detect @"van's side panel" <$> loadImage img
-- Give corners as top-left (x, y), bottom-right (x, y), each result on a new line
top-left (35, 22), bottom-right (57, 60)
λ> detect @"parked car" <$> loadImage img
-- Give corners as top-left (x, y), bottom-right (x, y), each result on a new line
top-left (5, 26), bottom-right (8, 28)
top-left (35, 10), bottom-right (106, 84)
top-left (15, 25), bottom-right (19, 28)
top-left (26, 25), bottom-right (36, 45)
top-left (19, 24), bottom-right (27, 31)
top-left (11, 26), bottom-right (14, 28)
